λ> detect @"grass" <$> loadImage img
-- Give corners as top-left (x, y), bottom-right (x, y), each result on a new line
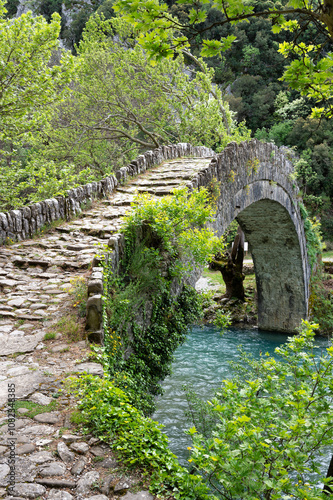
top-left (68, 276), bottom-right (88, 318)
top-left (48, 313), bottom-right (85, 342)
top-left (58, 427), bottom-right (69, 437)
top-left (44, 332), bottom-right (56, 341)
top-left (14, 399), bottom-right (57, 418)
top-left (8, 352), bottom-right (26, 359)
top-left (70, 409), bottom-right (86, 425)
top-left (323, 250), bottom-right (333, 260)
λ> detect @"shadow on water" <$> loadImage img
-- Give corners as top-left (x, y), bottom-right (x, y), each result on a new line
top-left (152, 325), bottom-right (330, 467)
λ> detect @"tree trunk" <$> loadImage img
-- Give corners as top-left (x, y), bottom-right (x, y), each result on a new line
top-left (211, 226), bottom-right (245, 301)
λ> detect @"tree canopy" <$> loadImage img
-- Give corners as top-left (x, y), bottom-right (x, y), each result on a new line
top-left (27, 16), bottom-right (249, 185)
top-left (0, 1), bottom-right (75, 141)
top-left (0, 10), bottom-right (249, 210)
top-left (114, 0), bottom-right (333, 118)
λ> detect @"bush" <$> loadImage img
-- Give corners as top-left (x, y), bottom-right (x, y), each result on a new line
top-left (69, 374), bottom-right (210, 499)
top-left (186, 321), bottom-right (333, 499)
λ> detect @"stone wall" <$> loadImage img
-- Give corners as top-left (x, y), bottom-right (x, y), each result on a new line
top-left (0, 143), bottom-right (214, 245)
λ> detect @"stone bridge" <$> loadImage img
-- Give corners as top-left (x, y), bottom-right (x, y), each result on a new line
top-left (0, 140), bottom-right (309, 338)
top-left (0, 140), bottom-right (310, 497)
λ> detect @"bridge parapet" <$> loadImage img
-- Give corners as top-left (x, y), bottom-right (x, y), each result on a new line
top-left (0, 143), bottom-right (214, 245)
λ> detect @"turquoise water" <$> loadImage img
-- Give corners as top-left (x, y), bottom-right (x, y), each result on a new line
top-left (152, 325), bottom-right (330, 467)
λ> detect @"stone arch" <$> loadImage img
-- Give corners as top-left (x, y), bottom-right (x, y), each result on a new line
top-left (202, 141), bottom-right (310, 332)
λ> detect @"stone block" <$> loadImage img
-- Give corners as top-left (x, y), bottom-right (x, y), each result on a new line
top-left (88, 279), bottom-right (103, 296)
top-left (86, 294), bottom-right (102, 332)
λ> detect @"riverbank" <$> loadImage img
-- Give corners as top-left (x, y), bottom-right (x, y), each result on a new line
top-left (196, 260), bottom-right (258, 328)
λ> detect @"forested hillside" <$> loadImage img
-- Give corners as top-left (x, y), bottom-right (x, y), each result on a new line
top-left (1, 0), bottom-right (333, 240)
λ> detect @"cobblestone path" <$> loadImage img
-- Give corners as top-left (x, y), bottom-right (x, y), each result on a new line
top-left (0, 156), bottom-right (213, 500)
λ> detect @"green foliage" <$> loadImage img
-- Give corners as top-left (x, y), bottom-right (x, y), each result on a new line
top-left (309, 272), bottom-right (333, 334)
top-left (186, 320), bottom-right (333, 499)
top-left (44, 332), bottom-right (56, 340)
top-left (213, 310), bottom-right (232, 334)
top-left (0, 7), bottom-right (249, 212)
top-left (114, 0), bottom-right (333, 119)
top-left (123, 187), bottom-right (224, 276)
top-left (0, 3), bottom-right (75, 140)
top-left (222, 220), bottom-right (239, 248)
top-left (68, 276), bottom-right (87, 317)
top-left (0, 1), bottom-right (76, 210)
top-left (35, 16), bottom-right (245, 180)
top-left (69, 374), bottom-right (210, 499)
top-left (14, 399), bottom-right (57, 418)
top-left (299, 202), bottom-right (323, 270)
top-left (4, 0), bottom-right (19, 16)
top-left (100, 187), bottom-right (223, 415)
top-left (37, 0), bottom-right (63, 22)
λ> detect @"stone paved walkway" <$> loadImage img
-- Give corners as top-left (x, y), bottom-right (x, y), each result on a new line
top-left (0, 156), bottom-right (213, 500)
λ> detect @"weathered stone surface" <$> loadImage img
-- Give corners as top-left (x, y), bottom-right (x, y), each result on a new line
top-left (86, 295), bottom-right (102, 332)
top-left (73, 363), bottom-right (103, 377)
top-left (62, 434), bottom-right (82, 444)
top-left (29, 451), bottom-right (54, 464)
top-left (33, 412), bottom-right (59, 424)
top-left (87, 280), bottom-right (103, 295)
top-left (0, 463), bottom-right (9, 486)
top-left (39, 462), bottom-right (66, 477)
top-left (122, 492), bottom-right (154, 500)
top-left (16, 443), bottom-right (36, 455)
top-left (0, 332), bottom-right (44, 356)
top-left (70, 458), bottom-right (86, 476)
top-left (47, 490), bottom-right (74, 500)
top-left (70, 442), bottom-right (89, 454)
top-left (35, 438), bottom-right (53, 447)
top-left (114, 478), bottom-right (131, 494)
top-left (0, 419), bottom-right (30, 434)
top-left (35, 479), bottom-right (76, 488)
top-left (7, 366), bottom-right (30, 377)
top-left (100, 475), bottom-right (116, 496)
top-left (76, 471), bottom-right (100, 495)
top-left (85, 496), bottom-right (108, 500)
top-left (11, 483), bottom-right (46, 498)
top-left (13, 458), bottom-right (38, 483)
top-left (23, 424), bottom-right (55, 436)
top-left (99, 458), bottom-right (117, 469)
top-left (57, 442), bottom-right (75, 464)
top-left (29, 392), bottom-right (52, 406)
top-left (50, 344), bottom-right (69, 353)
top-left (89, 446), bottom-right (105, 457)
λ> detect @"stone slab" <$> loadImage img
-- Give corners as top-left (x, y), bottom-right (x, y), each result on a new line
top-left (0, 331), bottom-right (44, 356)
top-left (0, 371), bottom-right (46, 408)
top-left (74, 363), bottom-right (103, 377)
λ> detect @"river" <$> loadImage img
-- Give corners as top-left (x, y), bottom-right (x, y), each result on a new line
top-left (152, 325), bottom-right (331, 469)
